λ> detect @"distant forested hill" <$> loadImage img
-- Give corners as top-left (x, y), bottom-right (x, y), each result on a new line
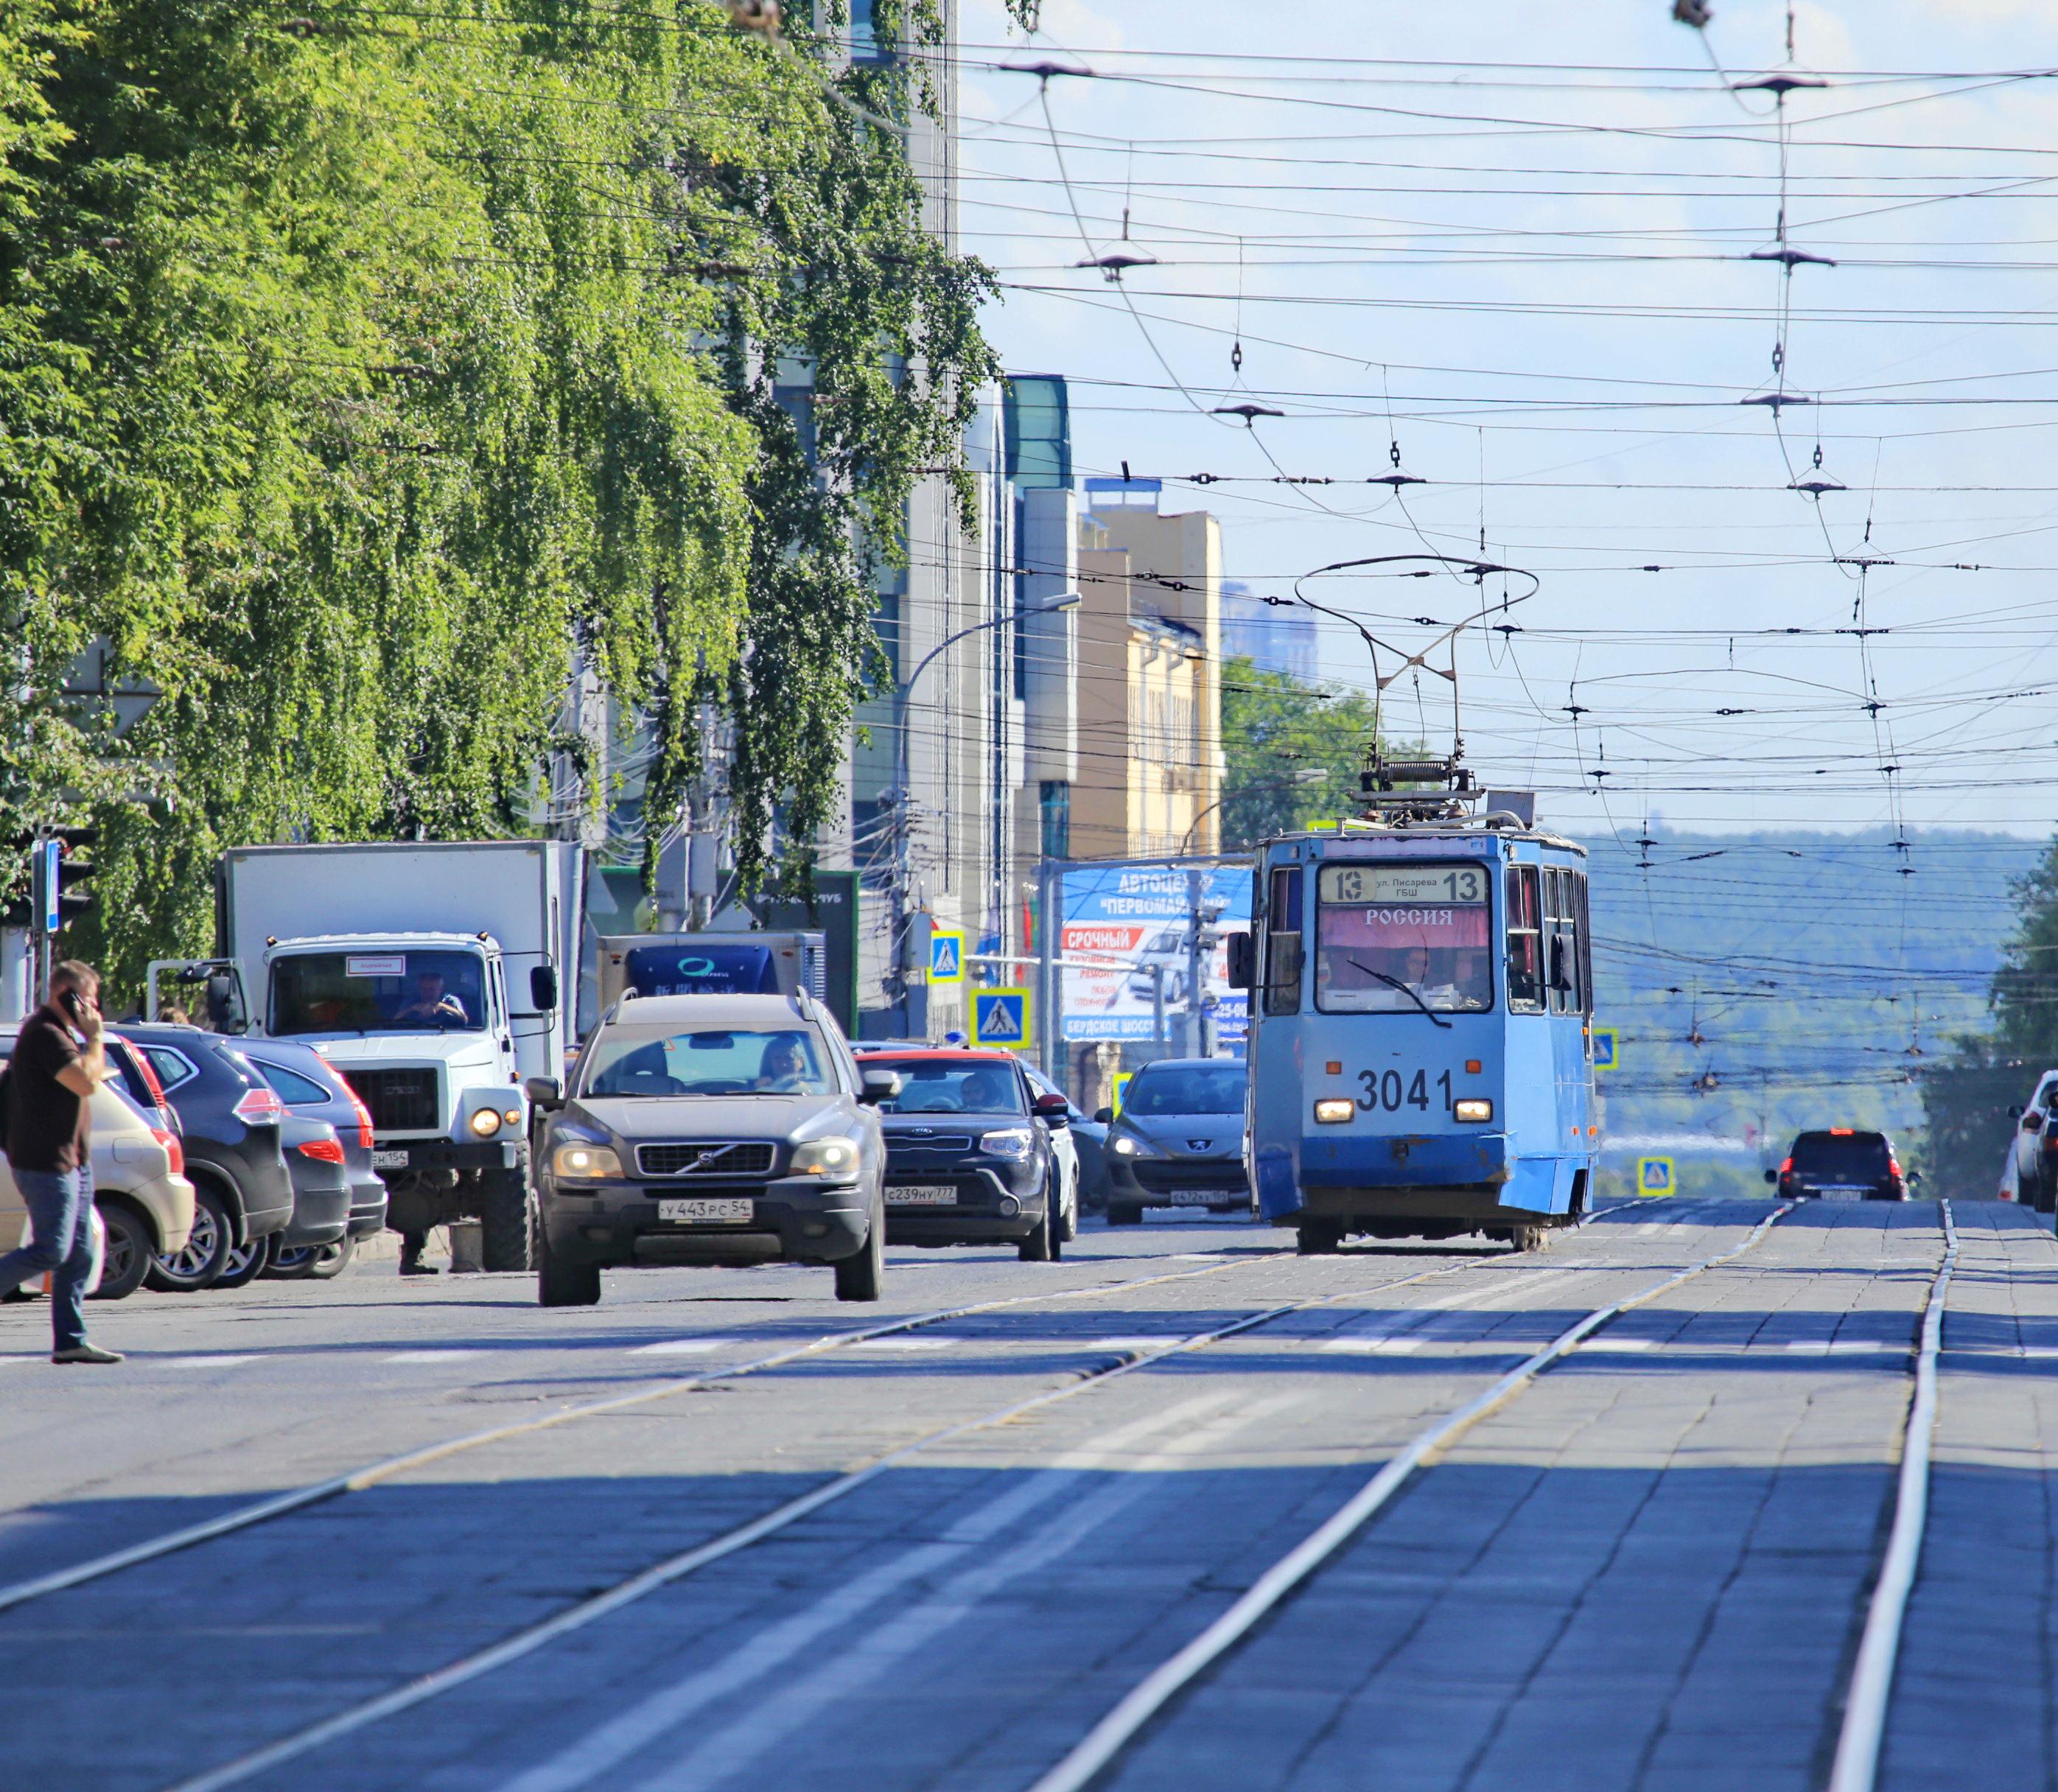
top-left (1585, 827), bottom-right (2043, 1159)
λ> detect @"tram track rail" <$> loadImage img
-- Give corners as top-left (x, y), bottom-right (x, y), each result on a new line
top-left (125, 1198), bottom-right (1729, 1792)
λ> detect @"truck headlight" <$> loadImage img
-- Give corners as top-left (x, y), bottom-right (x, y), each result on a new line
top-left (790, 1137), bottom-right (860, 1178)
top-left (980, 1127), bottom-right (1035, 1160)
top-left (469, 1107), bottom-right (503, 1138)
top-left (552, 1142), bottom-right (625, 1179)
top-left (1454, 1099), bottom-right (1494, 1124)
top-left (1313, 1099), bottom-right (1354, 1124)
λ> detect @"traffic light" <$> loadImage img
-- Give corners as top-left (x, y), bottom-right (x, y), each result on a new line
top-left (52, 826), bottom-right (97, 931)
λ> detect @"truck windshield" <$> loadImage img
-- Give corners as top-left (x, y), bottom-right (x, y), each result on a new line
top-left (581, 1027), bottom-right (836, 1097)
top-left (271, 951), bottom-right (489, 1036)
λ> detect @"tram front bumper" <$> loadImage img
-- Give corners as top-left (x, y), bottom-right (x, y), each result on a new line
top-left (1298, 1130), bottom-right (1512, 1190)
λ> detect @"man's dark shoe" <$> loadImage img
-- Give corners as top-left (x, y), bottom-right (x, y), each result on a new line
top-left (399, 1261), bottom-right (440, 1277)
top-left (52, 1343), bottom-right (124, 1365)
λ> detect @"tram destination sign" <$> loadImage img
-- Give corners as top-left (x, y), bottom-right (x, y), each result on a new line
top-left (1317, 864), bottom-right (1488, 906)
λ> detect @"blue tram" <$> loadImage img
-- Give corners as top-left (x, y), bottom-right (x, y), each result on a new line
top-left (1233, 801), bottom-right (1597, 1253)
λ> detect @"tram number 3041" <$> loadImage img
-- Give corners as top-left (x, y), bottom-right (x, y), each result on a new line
top-left (1358, 1068), bottom-right (1455, 1113)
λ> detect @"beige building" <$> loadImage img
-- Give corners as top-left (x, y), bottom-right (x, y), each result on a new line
top-left (1070, 484), bottom-right (1225, 861)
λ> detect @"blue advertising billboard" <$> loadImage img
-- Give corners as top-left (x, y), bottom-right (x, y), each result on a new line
top-left (1059, 864), bottom-right (1250, 1049)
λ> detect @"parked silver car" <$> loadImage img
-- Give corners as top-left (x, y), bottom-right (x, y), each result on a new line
top-left (526, 993), bottom-right (899, 1307)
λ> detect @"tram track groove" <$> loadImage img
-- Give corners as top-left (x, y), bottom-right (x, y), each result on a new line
top-left (1827, 1197), bottom-right (1959, 1792)
top-left (1021, 1201), bottom-right (1799, 1792)
top-left (135, 1201), bottom-right (1698, 1792)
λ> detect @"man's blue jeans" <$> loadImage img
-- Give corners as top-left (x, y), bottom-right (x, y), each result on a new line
top-left (0, 1164), bottom-right (96, 1351)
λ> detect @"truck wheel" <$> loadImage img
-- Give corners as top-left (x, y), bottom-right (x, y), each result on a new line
top-left (536, 1228), bottom-right (601, 1307)
top-left (146, 1183), bottom-right (234, 1292)
top-left (1296, 1219), bottom-right (1344, 1256)
top-left (834, 1210), bottom-right (885, 1302)
top-left (90, 1203), bottom-right (153, 1301)
top-left (480, 1172), bottom-right (534, 1272)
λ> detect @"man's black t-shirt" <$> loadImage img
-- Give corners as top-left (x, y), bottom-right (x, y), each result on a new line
top-left (6, 1012), bottom-right (90, 1174)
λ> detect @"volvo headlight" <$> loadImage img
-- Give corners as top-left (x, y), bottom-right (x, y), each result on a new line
top-left (790, 1136), bottom-right (861, 1179)
top-left (980, 1127), bottom-right (1035, 1161)
top-left (552, 1141), bottom-right (625, 1179)
top-left (1454, 1098), bottom-right (1494, 1124)
top-left (469, 1107), bottom-right (504, 1138)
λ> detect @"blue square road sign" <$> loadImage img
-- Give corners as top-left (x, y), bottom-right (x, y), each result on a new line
top-left (972, 987), bottom-right (1032, 1051)
top-left (928, 929), bottom-right (964, 985)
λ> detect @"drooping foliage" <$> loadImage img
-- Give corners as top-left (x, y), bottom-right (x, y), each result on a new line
top-left (0, 0), bottom-right (993, 993)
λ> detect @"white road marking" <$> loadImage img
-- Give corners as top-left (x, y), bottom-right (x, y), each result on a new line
top-left (1078, 1335), bottom-right (1194, 1352)
top-left (628, 1340), bottom-right (721, 1357)
top-left (164, 1356), bottom-right (259, 1369)
top-left (1321, 1266), bottom-right (1582, 1357)
top-left (841, 1337), bottom-right (950, 1352)
top-left (498, 1395), bottom-right (1239, 1792)
top-left (1582, 1337), bottom-right (1656, 1353)
top-left (0, 1357), bottom-right (40, 1368)
top-left (383, 1351), bottom-right (487, 1364)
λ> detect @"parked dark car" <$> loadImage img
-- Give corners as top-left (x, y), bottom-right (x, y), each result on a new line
top-left (240, 1040), bottom-right (389, 1276)
top-left (1099, 1057), bottom-right (1251, 1224)
top-left (856, 1049), bottom-right (1071, 1261)
top-left (104, 1033), bottom-right (181, 1135)
top-left (1767, 1129), bottom-right (1914, 1202)
top-left (120, 1024), bottom-right (296, 1292)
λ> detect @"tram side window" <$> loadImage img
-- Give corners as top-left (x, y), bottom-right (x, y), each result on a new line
top-left (1575, 872), bottom-right (1594, 1018)
top-left (1545, 867), bottom-right (1583, 1015)
top-left (1505, 866), bottom-right (1544, 1013)
top-left (1264, 866), bottom-right (1303, 1015)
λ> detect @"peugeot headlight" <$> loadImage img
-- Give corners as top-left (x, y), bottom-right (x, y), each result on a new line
top-left (980, 1127), bottom-right (1035, 1161)
top-left (469, 1107), bottom-right (504, 1138)
top-left (1110, 1133), bottom-right (1156, 1158)
top-left (790, 1136), bottom-right (861, 1179)
top-left (552, 1141), bottom-right (625, 1179)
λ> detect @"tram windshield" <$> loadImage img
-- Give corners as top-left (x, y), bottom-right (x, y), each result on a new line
top-left (1313, 861), bottom-right (1493, 1014)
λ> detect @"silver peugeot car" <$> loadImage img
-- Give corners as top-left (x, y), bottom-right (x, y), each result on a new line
top-left (525, 993), bottom-right (899, 1306)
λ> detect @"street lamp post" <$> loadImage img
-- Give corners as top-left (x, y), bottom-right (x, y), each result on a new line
top-left (886, 593), bottom-right (1080, 1029)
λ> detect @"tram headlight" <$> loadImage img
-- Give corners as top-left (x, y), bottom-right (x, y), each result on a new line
top-left (1312, 1099), bottom-right (1354, 1124)
top-left (1454, 1098), bottom-right (1494, 1124)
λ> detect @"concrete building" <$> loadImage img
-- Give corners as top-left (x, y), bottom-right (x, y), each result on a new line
top-left (1069, 479), bottom-right (1226, 861)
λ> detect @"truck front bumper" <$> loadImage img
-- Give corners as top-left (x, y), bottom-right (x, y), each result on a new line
top-left (372, 1138), bottom-right (525, 1176)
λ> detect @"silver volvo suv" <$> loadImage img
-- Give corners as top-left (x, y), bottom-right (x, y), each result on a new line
top-left (525, 993), bottom-right (899, 1306)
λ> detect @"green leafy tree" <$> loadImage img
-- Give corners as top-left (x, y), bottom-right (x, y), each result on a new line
top-left (0, 0), bottom-right (994, 993)
top-left (1218, 656), bottom-right (1390, 848)
top-left (1989, 834), bottom-right (2058, 1062)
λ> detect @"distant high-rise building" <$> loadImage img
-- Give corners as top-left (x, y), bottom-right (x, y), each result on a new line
top-left (1221, 581), bottom-right (1319, 685)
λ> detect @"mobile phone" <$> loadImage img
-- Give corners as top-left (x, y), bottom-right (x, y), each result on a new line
top-left (60, 988), bottom-right (84, 1021)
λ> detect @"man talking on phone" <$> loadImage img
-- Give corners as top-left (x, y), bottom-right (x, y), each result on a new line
top-left (0, 961), bottom-right (124, 1363)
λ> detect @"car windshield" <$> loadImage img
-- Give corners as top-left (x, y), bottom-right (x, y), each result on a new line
top-left (1791, 1133), bottom-right (1890, 1180)
top-left (271, 951), bottom-right (488, 1036)
top-left (1313, 861), bottom-right (1493, 1014)
top-left (867, 1060), bottom-right (1026, 1116)
top-left (1124, 1065), bottom-right (1246, 1116)
top-left (581, 1027), bottom-right (835, 1098)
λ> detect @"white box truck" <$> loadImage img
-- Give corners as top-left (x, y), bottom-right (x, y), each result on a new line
top-left (215, 841), bottom-right (583, 1269)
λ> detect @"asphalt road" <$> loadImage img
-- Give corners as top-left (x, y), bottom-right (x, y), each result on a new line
top-left (0, 1199), bottom-right (2049, 1792)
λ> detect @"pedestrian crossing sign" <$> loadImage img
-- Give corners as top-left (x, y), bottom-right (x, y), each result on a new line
top-left (928, 929), bottom-right (965, 985)
top-left (972, 987), bottom-right (1032, 1051)
top-left (1592, 1026), bottom-right (1618, 1071)
top-left (1637, 1157), bottom-right (1675, 1197)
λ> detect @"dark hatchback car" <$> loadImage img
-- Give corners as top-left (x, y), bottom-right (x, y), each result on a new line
top-left (857, 1050), bottom-right (1070, 1262)
top-left (122, 1024), bottom-right (297, 1291)
top-left (241, 1040), bottom-right (390, 1269)
top-left (1768, 1129), bottom-right (1914, 1202)
top-left (1100, 1057), bottom-right (1251, 1225)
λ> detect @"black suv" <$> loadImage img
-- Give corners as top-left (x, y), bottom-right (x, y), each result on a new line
top-left (123, 1026), bottom-right (296, 1290)
top-left (856, 1050), bottom-right (1070, 1262)
top-left (1768, 1129), bottom-right (1913, 1202)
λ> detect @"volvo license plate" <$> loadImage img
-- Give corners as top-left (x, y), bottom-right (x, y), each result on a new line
top-left (658, 1197), bottom-right (753, 1224)
top-left (886, 1186), bottom-right (957, 1205)
top-left (1169, 1188), bottom-right (1221, 1205)
top-left (371, 1149), bottom-right (409, 1170)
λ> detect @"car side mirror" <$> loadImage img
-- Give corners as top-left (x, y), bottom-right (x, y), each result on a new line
top-left (2009, 1105), bottom-right (2025, 1119)
top-left (530, 965), bottom-right (559, 1012)
top-left (859, 1068), bottom-right (903, 1106)
top-left (524, 1075), bottom-right (563, 1109)
top-left (2026, 1110), bottom-right (2045, 1133)
top-left (1226, 932), bottom-right (1256, 991)
top-left (1094, 1106), bottom-right (1113, 1125)
top-left (1907, 1170), bottom-right (1923, 1185)
top-left (205, 973), bottom-right (248, 1035)
top-left (1763, 1168), bottom-right (1777, 1184)
top-left (1035, 1091), bottom-right (1070, 1126)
